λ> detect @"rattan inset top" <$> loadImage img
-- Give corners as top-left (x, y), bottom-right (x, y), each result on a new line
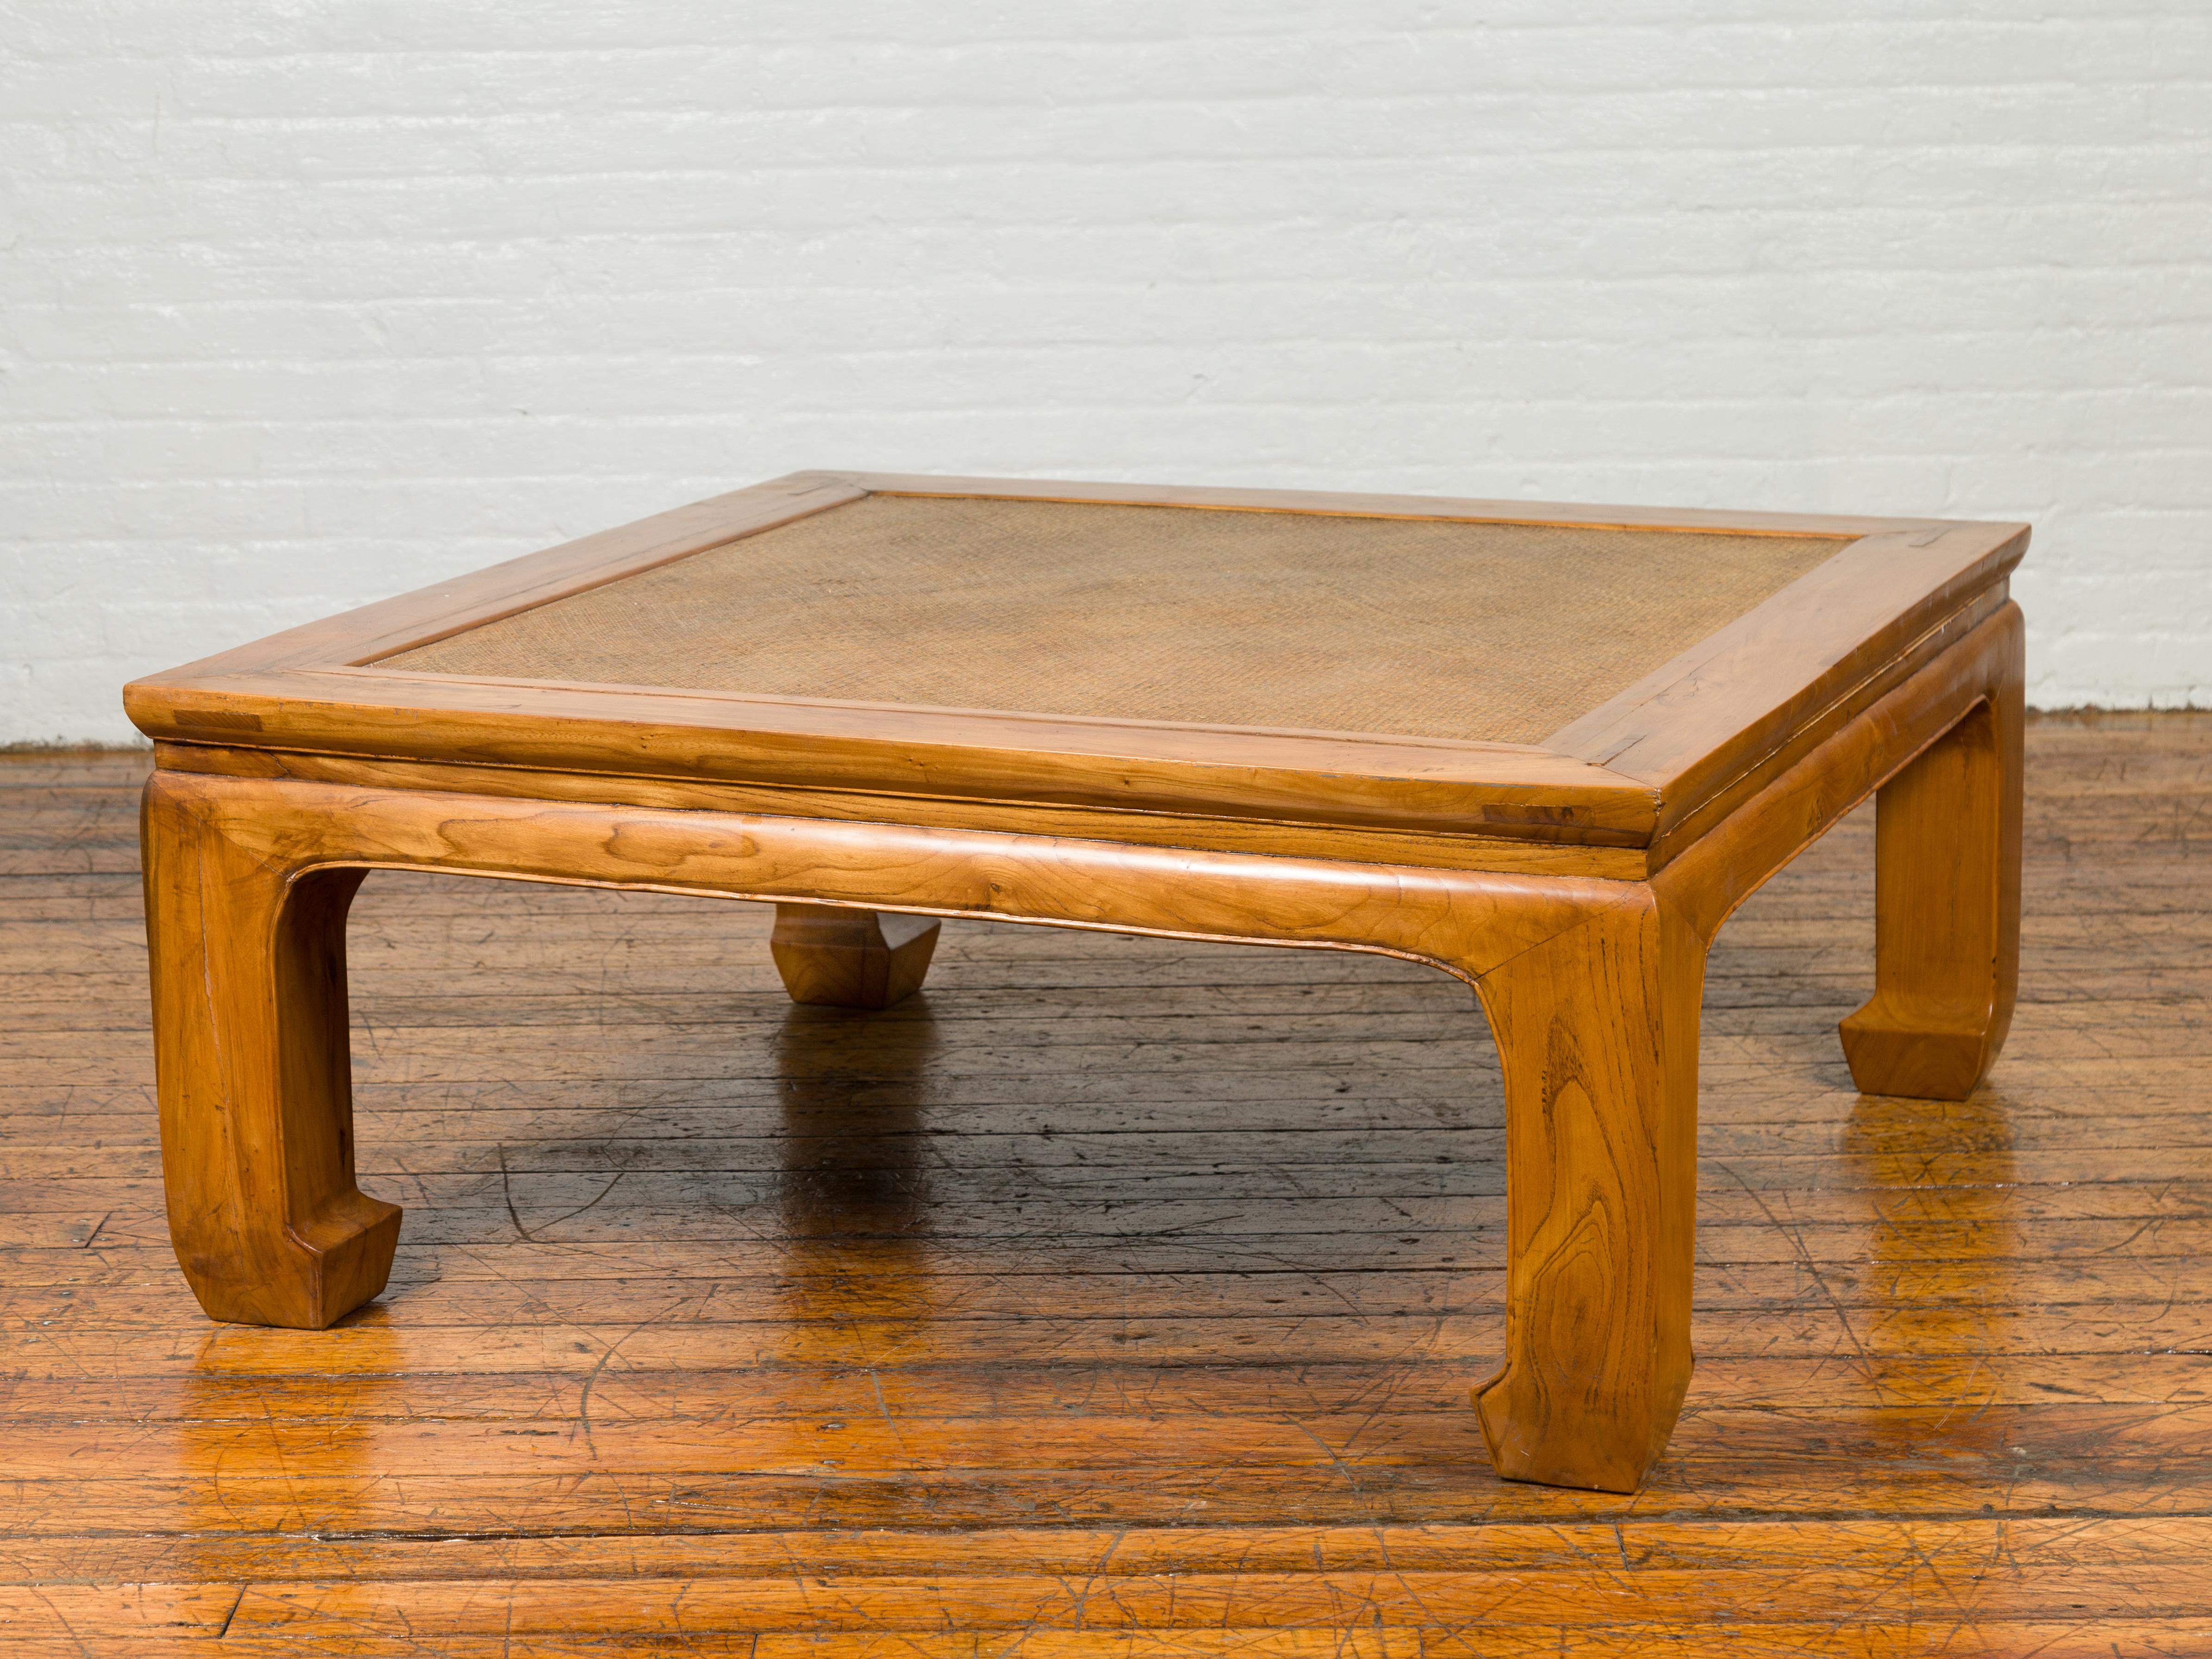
top-left (385, 494), bottom-right (1850, 746)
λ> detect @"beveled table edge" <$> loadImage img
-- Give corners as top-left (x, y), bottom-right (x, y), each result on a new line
top-left (122, 471), bottom-right (2028, 849)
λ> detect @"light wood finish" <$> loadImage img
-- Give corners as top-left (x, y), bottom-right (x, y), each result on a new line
top-left (133, 666), bottom-right (1664, 847)
top-left (119, 471), bottom-right (2033, 1495)
top-left (129, 766), bottom-right (1628, 1354)
top-left (120, 471), bottom-right (2026, 846)
top-left (381, 494), bottom-right (1849, 746)
top-left (3, 718), bottom-right (2207, 1651)
top-left (140, 788), bottom-right (399, 1330)
top-left (147, 742), bottom-right (1655, 880)
top-left (129, 609), bottom-right (2017, 1492)
top-left (1839, 684), bottom-right (2025, 1098)
top-left (1468, 599), bottom-right (2023, 1489)
top-left (1472, 886), bottom-right (1699, 1491)
top-left (770, 904), bottom-right (941, 1010)
top-left (837, 467), bottom-right (1957, 534)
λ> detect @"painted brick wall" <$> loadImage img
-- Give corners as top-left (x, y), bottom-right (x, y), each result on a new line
top-left (4, 1), bottom-right (2207, 743)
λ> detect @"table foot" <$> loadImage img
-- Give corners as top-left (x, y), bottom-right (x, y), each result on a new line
top-left (1839, 673), bottom-right (2023, 1101)
top-left (770, 903), bottom-right (941, 1010)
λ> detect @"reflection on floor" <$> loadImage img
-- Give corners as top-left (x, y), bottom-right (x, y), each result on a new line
top-left (3, 714), bottom-right (2208, 1652)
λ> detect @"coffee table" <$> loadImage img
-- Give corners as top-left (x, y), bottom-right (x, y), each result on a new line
top-left (126, 471), bottom-right (2026, 1492)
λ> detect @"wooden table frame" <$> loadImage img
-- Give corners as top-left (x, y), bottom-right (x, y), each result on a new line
top-left (126, 472), bottom-right (2027, 1494)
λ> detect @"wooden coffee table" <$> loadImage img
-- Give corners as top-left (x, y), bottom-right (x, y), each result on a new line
top-left (126, 471), bottom-right (2026, 1492)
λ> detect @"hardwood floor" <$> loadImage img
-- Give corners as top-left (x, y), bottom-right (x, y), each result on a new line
top-left (2, 715), bottom-right (2207, 1655)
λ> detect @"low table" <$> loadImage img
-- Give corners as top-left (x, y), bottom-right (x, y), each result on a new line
top-left (126, 472), bottom-right (2026, 1492)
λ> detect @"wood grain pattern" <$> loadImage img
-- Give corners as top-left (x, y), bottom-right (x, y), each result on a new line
top-left (130, 666), bottom-right (1664, 845)
top-left (146, 742), bottom-right (1655, 881)
top-left (129, 764), bottom-right (1619, 1401)
top-left (1, 715), bottom-right (2206, 1651)
top-left (128, 610), bottom-right (2022, 1499)
top-left (1548, 534), bottom-right (2024, 848)
top-left (119, 471), bottom-right (2025, 845)
top-left (833, 468), bottom-right (1931, 537)
top-left (140, 784), bottom-right (399, 1329)
top-left (770, 904), bottom-right (941, 1010)
top-left (1471, 887), bottom-right (1699, 1491)
top-left (158, 472), bottom-right (869, 681)
top-left (1839, 652), bottom-right (2024, 1098)
top-left (109, 472), bottom-right (2037, 1515)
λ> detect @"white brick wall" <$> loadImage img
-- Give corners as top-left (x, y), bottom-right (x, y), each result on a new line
top-left (4, 1), bottom-right (2207, 743)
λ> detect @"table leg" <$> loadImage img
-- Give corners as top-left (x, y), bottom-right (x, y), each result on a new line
top-left (142, 776), bottom-right (400, 1328)
top-left (770, 902), bottom-right (941, 1010)
top-left (1839, 683), bottom-right (2024, 1101)
top-left (1471, 891), bottom-right (1701, 1493)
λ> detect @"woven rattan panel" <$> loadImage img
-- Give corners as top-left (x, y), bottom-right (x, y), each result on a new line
top-left (387, 495), bottom-right (1849, 745)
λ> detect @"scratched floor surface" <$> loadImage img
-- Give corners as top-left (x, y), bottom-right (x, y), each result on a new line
top-left (1, 715), bottom-right (2208, 1655)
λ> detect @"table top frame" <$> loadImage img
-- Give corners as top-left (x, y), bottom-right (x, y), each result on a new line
top-left (125, 470), bottom-right (2027, 872)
